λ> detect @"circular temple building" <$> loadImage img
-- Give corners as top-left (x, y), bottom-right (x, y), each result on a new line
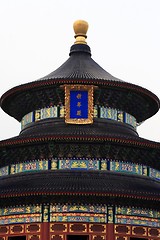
top-left (0, 20), bottom-right (160, 240)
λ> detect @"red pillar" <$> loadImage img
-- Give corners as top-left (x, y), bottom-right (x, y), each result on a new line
top-left (41, 222), bottom-right (50, 240)
top-left (107, 224), bottom-right (114, 240)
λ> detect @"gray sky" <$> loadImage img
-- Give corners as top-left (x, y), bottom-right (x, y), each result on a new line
top-left (0, 0), bottom-right (160, 142)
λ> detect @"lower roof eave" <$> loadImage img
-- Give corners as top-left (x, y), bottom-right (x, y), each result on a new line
top-left (0, 134), bottom-right (160, 149)
top-left (0, 191), bottom-right (160, 201)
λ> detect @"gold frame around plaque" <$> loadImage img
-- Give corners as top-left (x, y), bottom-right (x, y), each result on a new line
top-left (65, 85), bottom-right (94, 124)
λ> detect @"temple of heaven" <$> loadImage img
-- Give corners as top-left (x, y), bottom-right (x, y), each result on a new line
top-left (0, 20), bottom-right (160, 240)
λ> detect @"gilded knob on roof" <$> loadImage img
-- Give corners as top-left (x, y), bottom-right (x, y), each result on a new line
top-left (73, 20), bottom-right (89, 44)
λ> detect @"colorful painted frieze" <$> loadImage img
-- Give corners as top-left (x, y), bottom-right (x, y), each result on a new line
top-left (117, 110), bottom-right (124, 122)
top-left (94, 105), bottom-right (98, 117)
top-left (109, 161), bottom-right (147, 176)
top-left (43, 205), bottom-right (50, 222)
top-left (60, 106), bottom-right (65, 117)
top-left (0, 203), bottom-right (159, 226)
top-left (0, 214), bottom-right (42, 225)
top-left (124, 113), bottom-right (136, 128)
top-left (51, 160), bottom-right (58, 170)
top-left (21, 105), bottom-right (137, 129)
top-left (22, 106), bottom-right (58, 128)
top-left (50, 213), bottom-right (107, 223)
top-left (100, 160), bottom-right (109, 170)
top-left (115, 207), bottom-right (160, 218)
top-left (107, 206), bottom-right (114, 223)
top-left (149, 168), bottom-right (160, 181)
top-left (10, 160), bottom-right (48, 174)
top-left (2, 157), bottom-right (159, 182)
top-left (100, 107), bottom-right (117, 120)
top-left (59, 159), bottom-right (99, 170)
top-left (0, 204), bottom-right (42, 225)
top-left (41, 106), bottom-right (58, 119)
top-left (0, 166), bottom-right (9, 177)
top-left (50, 204), bottom-right (107, 213)
top-left (115, 215), bottom-right (160, 227)
top-left (0, 205), bottom-right (42, 216)
top-left (21, 111), bottom-right (34, 129)
top-left (50, 203), bottom-right (108, 223)
top-left (35, 106), bottom-right (58, 122)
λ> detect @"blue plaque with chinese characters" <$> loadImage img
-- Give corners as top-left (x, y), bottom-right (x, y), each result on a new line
top-left (70, 90), bottom-right (88, 119)
top-left (65, 85), bottom-right (94, 124)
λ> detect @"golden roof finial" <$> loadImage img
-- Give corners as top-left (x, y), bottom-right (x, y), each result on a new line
top-left (73, 20), bottom-right (89, 44)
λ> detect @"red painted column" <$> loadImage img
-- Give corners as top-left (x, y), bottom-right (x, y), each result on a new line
top-left (107, 224), bottom-right (114, 240)
top-left (41, 222), bottom-right (50, 240)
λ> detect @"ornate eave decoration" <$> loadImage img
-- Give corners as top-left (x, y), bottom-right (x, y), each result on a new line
top-left (65, 84), bottom-right (94, 124)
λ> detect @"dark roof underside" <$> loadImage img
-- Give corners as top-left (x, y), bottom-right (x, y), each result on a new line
top-left (0, 170), bottom-right (160, 200)
top-left (1, 45), bottom-right (159, 122)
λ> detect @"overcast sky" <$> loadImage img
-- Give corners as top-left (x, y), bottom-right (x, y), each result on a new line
top-left (0, 0), bottom-right (160, 142)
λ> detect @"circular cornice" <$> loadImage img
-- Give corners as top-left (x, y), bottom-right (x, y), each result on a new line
top-left (0, 134), bottom-right (160, 149)
top-left (0, 170), bottom-right (159, 202)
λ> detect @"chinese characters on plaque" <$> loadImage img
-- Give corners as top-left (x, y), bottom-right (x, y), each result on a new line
top-left (65, 85), bottom-right (94, 124)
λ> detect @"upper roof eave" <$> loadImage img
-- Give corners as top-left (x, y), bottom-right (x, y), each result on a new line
top-left (0, 44), bottom-right (159, 123)
top-left (1, 77), bottom-right (159, 105)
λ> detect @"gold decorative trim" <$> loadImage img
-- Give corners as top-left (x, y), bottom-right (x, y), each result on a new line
top-left (26, 223), bottom-right (41, 233)
top-left (65, 85), bottom-right (94, 124)
top-left (148, 227), bottom-right (160, 237)
top-left (89, 224), bottom-right (106, 233)
top-left (92, 235), bottom-right (105, 240)
top-left (115, 237), bottom-right (128, 240)
top-left (114, 225), bottom-right (131, 235)
top-left (132, 226), bottom-right (147, 236)
top-left (0, 225), bottom-right (9, 234)
top-left (51, 235), bottom-right (63, 239)
top-left (50, 223), bottom-right (68, 232)
top-left (69, 223), bottom-right (87, 232)
top-left (28, 235), bottom-right (40, 240)
top-left (10, 224), bottom-right (24, 234)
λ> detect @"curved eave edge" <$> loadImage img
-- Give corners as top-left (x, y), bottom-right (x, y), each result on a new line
top-left (0, 191), bottom-right (159, 201)
top-left (1, 79), bottom-right (160, 110)
top-left (0, 135), bottom-right (160, 149)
